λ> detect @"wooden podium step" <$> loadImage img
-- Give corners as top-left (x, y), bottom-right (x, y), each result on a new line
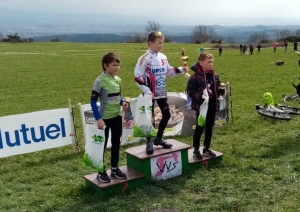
top-left (125, 139), bottom-right (190, 159)
top-left (125, 139), bottom-right (191, 180)
top-left (188, 147), bottom-right (223, 171)
top-left (84, 166), bottom-right (146, 197)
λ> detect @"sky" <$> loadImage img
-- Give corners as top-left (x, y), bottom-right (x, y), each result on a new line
top-left (1, 0), bottom-right (300, 26)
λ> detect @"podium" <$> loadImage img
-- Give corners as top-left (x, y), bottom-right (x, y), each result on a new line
top-left (84, 139), bottom-right (223, 197)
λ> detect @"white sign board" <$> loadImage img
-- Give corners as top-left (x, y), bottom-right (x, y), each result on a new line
top-left (150, 151), bottom-right (182, 180)
top-left (0, 108), bottom-right (75, 158)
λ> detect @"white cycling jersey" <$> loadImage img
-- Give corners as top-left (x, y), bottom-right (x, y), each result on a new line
top-left (134, 50), bottom-right (183, 99)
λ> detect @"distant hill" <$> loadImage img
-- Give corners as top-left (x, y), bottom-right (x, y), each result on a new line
top-left (1, 7), bottom-right (299, 43)
top-left (33, 33), bottom-right (192, 43)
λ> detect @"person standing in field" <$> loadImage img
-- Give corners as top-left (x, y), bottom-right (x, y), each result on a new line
top-left (243, 44), bottom-right (247, 55)
top-left (284, 40), bottom-right (289, 52)
top-left (134, 31), bottom-right (189, 154)
top-left (240, 44), bottom-right (243, 55)
top-left (90, 52), bottom-right (129, 183)
top-left (273, 41), bottom-right (278, 52)
top-left (294, 41), bottom-right (298, 51)
top-left (257, 44), bottom-right (261, 53)
top-left (218, 45), bottom-right (223, 56)
top-left (181, 46), bottom-right (185, 56)
top-left (186, 52), bottom-right (222, 159)
top-left (250, 44), bottom-right (254, 55)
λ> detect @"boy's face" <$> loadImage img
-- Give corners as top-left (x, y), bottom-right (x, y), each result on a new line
top-left (199, 58), bottom-right (214, 72)
top-left (104, 61), bottom-right (120, 75)
top-left (149, 37), bottom-right (164, 52)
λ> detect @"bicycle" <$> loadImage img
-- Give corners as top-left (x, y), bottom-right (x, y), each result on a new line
top-left (255, 104), bottom-right (291, 121)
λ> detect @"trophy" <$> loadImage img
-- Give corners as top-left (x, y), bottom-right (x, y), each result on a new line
top-left (119, 97), bottom-right (131, 117)
top-left (218, 83), bottom-right (226, 100)
top-left (180, 56), bottom-right (190, 78)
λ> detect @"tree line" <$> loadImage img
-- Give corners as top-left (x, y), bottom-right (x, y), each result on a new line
top-left (0, 33), bottom-right (34, 43)
top-left (125, 21), bottom-right (300, 44)
top-left (1, 21), bottom-right (300, 44)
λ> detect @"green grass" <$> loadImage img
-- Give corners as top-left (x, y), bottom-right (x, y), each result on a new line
top-left (1, 42), bottom-right (300, 212)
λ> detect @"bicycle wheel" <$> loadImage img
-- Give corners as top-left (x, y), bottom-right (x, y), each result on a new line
top-left (278, 105), bottom-right (300, 115)
top-left (283, 94), bottom-right (300, 102)
top-left (257, 108), bottom-right (291, 120)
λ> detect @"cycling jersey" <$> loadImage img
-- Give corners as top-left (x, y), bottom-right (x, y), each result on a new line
top-left (134, 50), bottom-right (183, 99)
top-left (91, 73), bottom-right (123, 120)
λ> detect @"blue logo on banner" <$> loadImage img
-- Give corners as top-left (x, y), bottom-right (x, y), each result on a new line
top-left (0, 118), bottom-right (66, 149)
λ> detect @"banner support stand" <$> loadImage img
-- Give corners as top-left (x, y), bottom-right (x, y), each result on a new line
top-left (68, 98), bottom-right (79, 151)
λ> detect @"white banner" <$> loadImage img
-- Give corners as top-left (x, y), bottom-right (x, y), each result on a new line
top-left (79, 101), bottom-right (141, 148)
top-left (150, 151), bottom-right (182, 180)
top-left (0, 108), bottom-right (75, 158)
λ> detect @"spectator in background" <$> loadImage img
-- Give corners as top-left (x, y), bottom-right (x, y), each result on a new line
top-left (243, 44), bottom-right (247, 55)
top-left (218, 45), bottom-right (223, 56)
top-left (240, 44), bottom-right (243, 55)
top-left (284, 40), bottom-right (289, 52)
top-left (273, 42), bottom-right (278, 52)
top-left (181, 47), bottom-right (185, 56)
top-left (257, 44), bottom-right (261, 53)
top-left (250, 44), bottom-right (254, 55)
top-left (294, 41), bottom-right (298, 51)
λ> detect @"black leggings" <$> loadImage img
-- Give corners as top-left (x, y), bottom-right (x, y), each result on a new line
top-left (148, 98), bottom-right (171, 139)
top-left (103, 115), bottom-right (122, 167)
top-left (193, 103), bottom-right (216, 151)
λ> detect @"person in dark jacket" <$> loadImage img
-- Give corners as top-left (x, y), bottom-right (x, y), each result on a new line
top-left (243, 44), bottom-right (247, 55)
top-left (294, 42), bottom-right (298, 51)
top-left (239, 44), bottom-right (243, 55)
top-left (250, 44), bottom-right (254, 55)
top-left (186, 52), bottom-right (222, 160)
top-left (257, 44), bottom-right (261, 53)
top-left (218, 45), bottom-right (223, 56)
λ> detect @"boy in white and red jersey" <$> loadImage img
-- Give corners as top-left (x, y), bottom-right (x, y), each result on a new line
top-left (134, 31), bottom-right (188, 154)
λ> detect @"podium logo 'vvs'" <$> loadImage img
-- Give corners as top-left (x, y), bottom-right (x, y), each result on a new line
top-left (155, 153), bottom-right (179, 177)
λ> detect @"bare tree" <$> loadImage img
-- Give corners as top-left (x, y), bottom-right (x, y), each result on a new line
top-left (279, 29), bottom-right (291, 39)
top-left (295, 29), bottom-right (300, 37)
top-left (226, 35), bottom-right (237, 44)
top-left (248, 32), bottom-right (269, 44)
top-left (248, 33), bottom-right (260, 44)
top-left (259, 32), bottom-right (268, 40)
top-left (145, 21), bottom-right (161, 32)
top-left (0, 32), bottom-right (3, 40)
top-left (191, 25), bottom-right (208, 44)
top-left (274, 29), bottom-right (280, 41)
top-left (207, 26), bottom-right (217, 41)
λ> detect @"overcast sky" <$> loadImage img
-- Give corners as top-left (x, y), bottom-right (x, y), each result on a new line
top-left (2, 0), bottom-right (300, 26)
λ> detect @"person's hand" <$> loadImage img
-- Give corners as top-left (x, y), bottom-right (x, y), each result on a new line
top-left (183, 66), bottom-right (189, 74)
top-left (122, 101), bottom-right (129, 111)
top-left (149, 93), bottom-right (154, 99)
top-left (144, 90), bottom-right (154, 99)
top-left (97, 119), bottom-right (105, 130)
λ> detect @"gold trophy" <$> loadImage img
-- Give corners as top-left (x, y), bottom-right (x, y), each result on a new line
top-left (180, 56), bottom-right (190, 78)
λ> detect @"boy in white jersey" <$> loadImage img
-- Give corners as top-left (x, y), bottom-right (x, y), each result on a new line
top-left (134, 31), bottom-right (188, 154)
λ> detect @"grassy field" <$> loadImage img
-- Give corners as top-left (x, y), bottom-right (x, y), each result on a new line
top-left (0, 42), bottom-right (300, 212)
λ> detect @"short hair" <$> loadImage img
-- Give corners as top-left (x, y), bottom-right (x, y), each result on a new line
top-left (198, 52), bottom-right (214, 62)
top-left (147, 31), bottom-right (164, 46)
top-left (102, 52), bottom-right (120, 71)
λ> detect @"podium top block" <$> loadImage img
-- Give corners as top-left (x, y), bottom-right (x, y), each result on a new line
top-left (125, 139), bottom-right (190, 159)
